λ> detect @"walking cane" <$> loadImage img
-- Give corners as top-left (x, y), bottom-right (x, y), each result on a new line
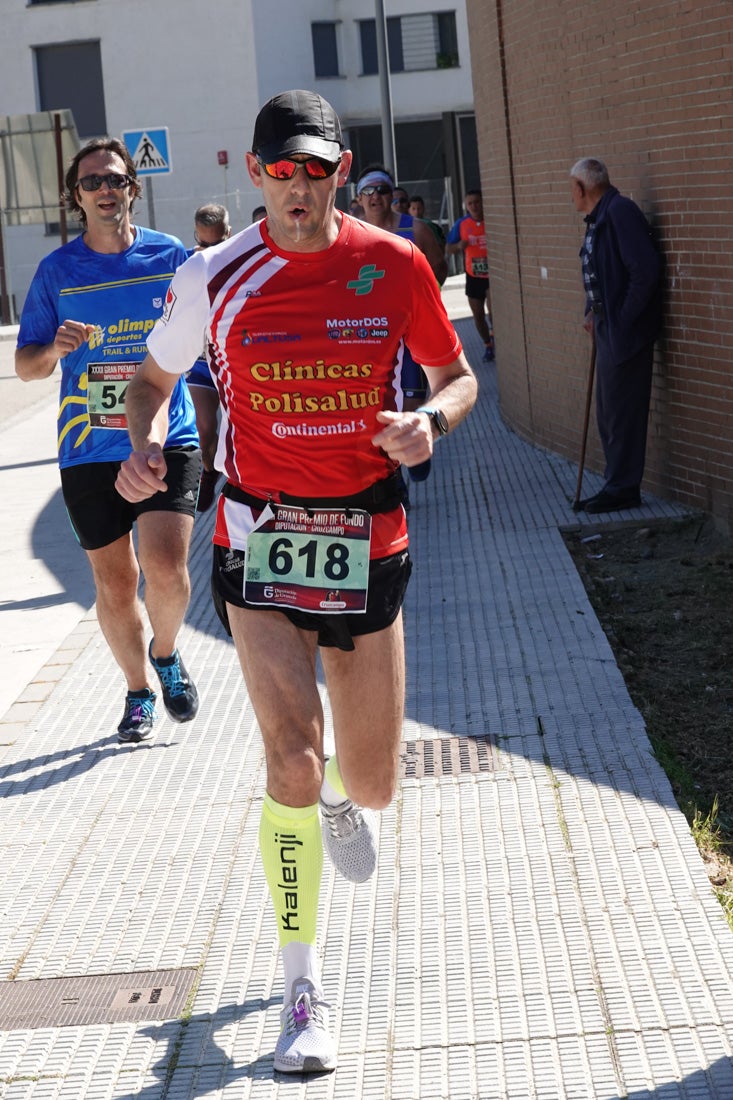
top-left (572, 332), bottom-right (596, 511)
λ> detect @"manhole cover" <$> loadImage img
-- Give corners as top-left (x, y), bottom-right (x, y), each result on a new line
top-left (400, 735), bottom-right (497, 778)
top-left (0, 967), bottom-right (198, 1030)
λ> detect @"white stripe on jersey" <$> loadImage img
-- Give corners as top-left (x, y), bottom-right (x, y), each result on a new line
top-left (203, 226), bottom-right (287, 482)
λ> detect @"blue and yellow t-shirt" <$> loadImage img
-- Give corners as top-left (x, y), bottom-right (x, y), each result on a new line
top-left (17, 226), bottom-right (198, 469)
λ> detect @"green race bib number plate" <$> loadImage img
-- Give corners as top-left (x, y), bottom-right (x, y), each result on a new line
top-left (471, 257), bottom-right (489, 277)
top-left (244, 505), bottom-right (371, 613)
top-left (87, 361), bottom-right (138, 429)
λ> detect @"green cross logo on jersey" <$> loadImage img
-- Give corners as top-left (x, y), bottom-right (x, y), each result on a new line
top-left (347, 264), bottom-right (386, 296)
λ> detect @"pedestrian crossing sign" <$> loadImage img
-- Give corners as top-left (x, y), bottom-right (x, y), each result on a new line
top-left (121, 127), bottom-right (171, 176)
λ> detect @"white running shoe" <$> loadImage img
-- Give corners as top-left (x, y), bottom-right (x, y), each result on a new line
top-left (320, 798), bottom-right (377, 883)
top-left (274, 978), bottom-right (336, 1074)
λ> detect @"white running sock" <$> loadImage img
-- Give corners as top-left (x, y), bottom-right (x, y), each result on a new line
top-left (320, 755), bottom-right (347, 808)
top-left (282, 941), bottom-right (322, 995)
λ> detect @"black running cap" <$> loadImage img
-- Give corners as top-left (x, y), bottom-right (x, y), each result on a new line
top-left (252, 90), bottom-right (343, 163)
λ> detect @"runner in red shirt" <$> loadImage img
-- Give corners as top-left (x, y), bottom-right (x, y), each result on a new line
top-left (117, 89), bottom-right (477, 1075)
top-left (447, 188), bottom-right (495, 362)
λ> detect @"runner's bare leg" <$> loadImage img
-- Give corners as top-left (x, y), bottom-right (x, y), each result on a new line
top-left (137, 510), bottom-right (194, 659)
top-left (321, 613), bottom-right (405, 809)
top-left (227, 605), bottom-right (325, 806)
top-left (86, 534), bottom-right (148, 691)
top-left (227, 605), bottom-right (404, 810)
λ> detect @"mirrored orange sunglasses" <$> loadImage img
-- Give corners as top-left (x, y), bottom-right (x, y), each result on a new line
top-left (258, 156), bottom-right (340, 180)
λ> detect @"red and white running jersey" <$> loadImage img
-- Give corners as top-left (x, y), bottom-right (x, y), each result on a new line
top-left (148, 213), bottom-right (462, 556)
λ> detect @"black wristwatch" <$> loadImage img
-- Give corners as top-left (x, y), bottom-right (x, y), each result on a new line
top-left (417, 405), bottom-right (449, 437)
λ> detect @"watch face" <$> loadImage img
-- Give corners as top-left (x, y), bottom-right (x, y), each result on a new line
top-left (419, 406), bottom-right (448, 435)
top-left (434, 409), bottom-right (449, 435)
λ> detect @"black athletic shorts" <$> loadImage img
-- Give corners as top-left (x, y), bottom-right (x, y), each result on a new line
top-left (211, 545), bottom-right (412, 652)
top-left (60, 446), bottom-right (202, 551)
top-left (465, 272), bottom-right (489, 301)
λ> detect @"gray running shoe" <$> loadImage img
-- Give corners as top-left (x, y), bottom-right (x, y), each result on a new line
top-left (320, 798), bottom-right (377, 883)
top-left (274, 978), bottom-right (336, 1074)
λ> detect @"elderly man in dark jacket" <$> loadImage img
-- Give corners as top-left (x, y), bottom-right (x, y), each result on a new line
top-left (570, 157), bottom-right (663, 513)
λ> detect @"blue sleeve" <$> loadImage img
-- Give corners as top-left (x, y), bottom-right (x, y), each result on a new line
top-left (16, 260), bottom-right (60, 349)
top-left (169, 240), bottom-right (189, 268)
top-left (446, 217), bottom-right (463, 245)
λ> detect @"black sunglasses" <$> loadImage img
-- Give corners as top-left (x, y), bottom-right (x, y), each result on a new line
top-left (194, 233), bottom-right (228, 248)
top-left (77, 173), bottom-right (132, 192)
top-left (358, 185), bottom-right (393, 197)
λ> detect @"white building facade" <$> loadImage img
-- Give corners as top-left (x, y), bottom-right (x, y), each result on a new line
top-left (0, 0), bottom-right (477, 317)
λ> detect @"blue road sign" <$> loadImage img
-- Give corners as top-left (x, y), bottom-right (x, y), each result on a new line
top-left (122, 127), bottom-right (172, 176)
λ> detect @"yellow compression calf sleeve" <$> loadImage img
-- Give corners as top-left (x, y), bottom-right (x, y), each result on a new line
top-left (324, 754), bottom-right (347, 799)
top-left (259, 795), bottom-right (323, 947)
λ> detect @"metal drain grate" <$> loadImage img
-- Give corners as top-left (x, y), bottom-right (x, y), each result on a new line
top-left (0, 967), bottom-right (198, 1030)
top-left (399, 736), bottom-right (497, 779)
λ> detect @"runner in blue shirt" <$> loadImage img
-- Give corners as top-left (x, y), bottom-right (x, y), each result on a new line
top-left (16, 137), bottom-right (201, 744)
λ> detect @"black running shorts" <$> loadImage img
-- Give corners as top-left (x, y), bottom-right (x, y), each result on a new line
top-left (60, 446), bottom-right (202, 551)
top-left (465, 272), bottom-right (489, 301)
top-left (211, 546), bottom-right (412, 652)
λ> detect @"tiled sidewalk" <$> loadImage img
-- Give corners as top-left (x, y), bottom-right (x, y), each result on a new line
top-left (0, 318), bottom-right (731, 1099)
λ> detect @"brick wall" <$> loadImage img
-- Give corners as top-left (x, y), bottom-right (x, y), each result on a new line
top-left (465, 0), bottom-right (733, 530)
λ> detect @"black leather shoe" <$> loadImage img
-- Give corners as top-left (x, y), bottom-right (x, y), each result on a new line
top-left (582, 489), bottom-right (641, 514)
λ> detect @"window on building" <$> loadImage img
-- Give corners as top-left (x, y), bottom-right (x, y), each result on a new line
top-left (359, 11), bottom-right (458, 75)
top-left (34, 40), bottom-right (107, 138)
top-left (435, 12), bottom-right (459, 69)
top-left (311, 22), bottom-right (340, 78)
top-left (350, 118), bottom-right (445, 185)
top-left (359, 17), bottom-right (403, 75)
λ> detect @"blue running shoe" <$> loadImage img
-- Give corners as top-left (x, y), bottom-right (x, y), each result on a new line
top-left (117, 689), bottom-right (156, 744)
top-left (149, 641), bottom-right (199, 722)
